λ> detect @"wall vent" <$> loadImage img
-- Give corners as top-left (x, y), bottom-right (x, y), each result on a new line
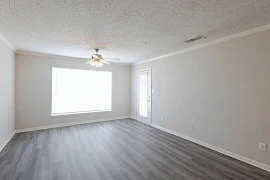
top-left (184, 35), bottom-right (206, 43)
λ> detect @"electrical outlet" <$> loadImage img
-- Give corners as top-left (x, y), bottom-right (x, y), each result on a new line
top-left (259, 142), bottom-right (267, 152)
top-left (161, 116), bottom-right (164, 121)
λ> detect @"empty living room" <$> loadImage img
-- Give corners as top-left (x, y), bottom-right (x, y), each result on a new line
top-left (1, 1), bottom-right (270, 180)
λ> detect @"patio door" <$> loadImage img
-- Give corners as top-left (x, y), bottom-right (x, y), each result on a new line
top-left (137, 69), bottom-right (152, 124)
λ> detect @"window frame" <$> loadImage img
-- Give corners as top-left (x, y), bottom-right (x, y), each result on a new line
top-left (51, 67), bottom-right (112, 117)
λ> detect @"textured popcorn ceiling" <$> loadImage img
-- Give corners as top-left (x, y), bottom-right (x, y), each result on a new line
top-left (1, 0), bottom-right (270, 63)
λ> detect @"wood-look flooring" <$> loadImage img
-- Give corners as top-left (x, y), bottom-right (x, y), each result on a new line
top-left (0, 119), bottom-right (270, 180)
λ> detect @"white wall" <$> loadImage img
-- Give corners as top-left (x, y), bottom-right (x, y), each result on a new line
top-left (0, 38), bottom-right (15, 150)
top-left (15, 54), bottom-right (131, 130)
top-left (131, 29), bottom-right (270, 167)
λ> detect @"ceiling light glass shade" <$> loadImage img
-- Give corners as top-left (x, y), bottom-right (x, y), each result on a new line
top-left (90, 61), bottom-right (104, 67)
top-left (90, 61), bottom-right (95, 66)
top-left (98, 62), bottom-right (104, 67)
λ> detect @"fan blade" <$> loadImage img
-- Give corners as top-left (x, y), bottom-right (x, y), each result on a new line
top-left (102, 60), bottom-right (111, 65)
top-left (103, 58), bottom-right (120, 61)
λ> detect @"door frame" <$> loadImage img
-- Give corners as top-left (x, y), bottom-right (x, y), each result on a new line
top-left (136, 68), bottom-right (152, 125)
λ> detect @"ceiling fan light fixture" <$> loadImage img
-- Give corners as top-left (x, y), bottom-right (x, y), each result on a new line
top-left (92, 54), bottom-right (98, 59)
top-left (86, 49), bottom-right (120, 68)
top-left (97, 62), bottom-right (104, 67)
top-left (90, 61), bottom-right (95, 66)
top-left (90, 61), bottom-right (104, 67)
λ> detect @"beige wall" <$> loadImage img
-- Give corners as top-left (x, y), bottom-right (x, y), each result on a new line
top-left (0, 39), bottom-right (15, 149)
top-left (131, 29), bottom-right (270, 166)
top-left (15, 54), bottom-right (131, 130)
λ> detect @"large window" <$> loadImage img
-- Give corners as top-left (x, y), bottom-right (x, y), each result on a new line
top-left (52, 68), bottom-right (112, 116)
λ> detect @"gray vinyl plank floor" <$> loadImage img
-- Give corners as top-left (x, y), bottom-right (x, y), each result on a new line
top-left (0, 119), bottom-right (270, 180)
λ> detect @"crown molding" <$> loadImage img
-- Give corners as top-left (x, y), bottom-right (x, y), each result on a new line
top-left (16, 51), bottom-right (131, 66)
top-left (0, 33), bottom-right (16, 52)
top-left (16, 50), bottom-right (87, 60)
top-left (134, 23), bottom-right (270, 65)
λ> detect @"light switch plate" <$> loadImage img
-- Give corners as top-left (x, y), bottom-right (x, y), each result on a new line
top-left (259, 142), bottom-right (267, 152)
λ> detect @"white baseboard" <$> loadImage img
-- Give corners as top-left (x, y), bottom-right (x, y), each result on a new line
top-left (150, 123), bottom-right (270, 172)
top-left (0, 132), bottom-right (15, 153)
top-left (11, 116), bottom-right (270, 172)
top-left (15, 116), bottom-right (131, 133)
top-left (130, 116), bottom-right (151, 125)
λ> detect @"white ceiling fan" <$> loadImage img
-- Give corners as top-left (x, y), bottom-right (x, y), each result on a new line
top-left (85, 49), bottom-right (120, 67)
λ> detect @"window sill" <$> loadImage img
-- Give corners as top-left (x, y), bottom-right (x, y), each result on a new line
top-left (51, 110), bottom-right (111, 117)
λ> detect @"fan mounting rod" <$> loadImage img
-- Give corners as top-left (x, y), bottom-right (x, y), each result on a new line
top-left (95, 48), bottom-right (99, 53)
